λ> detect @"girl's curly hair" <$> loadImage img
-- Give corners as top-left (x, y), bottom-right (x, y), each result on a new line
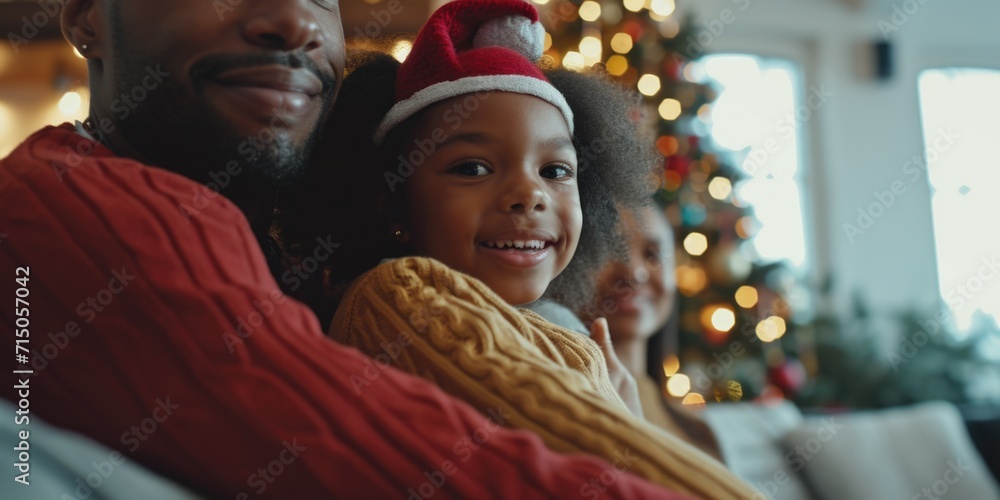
top-left (540, 68), bottom-right (660, 310)
top-left (275, 51), bottom-right (660, 327)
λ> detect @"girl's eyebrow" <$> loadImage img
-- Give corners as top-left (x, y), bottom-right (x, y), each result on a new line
top-left (438, 132), bottom-right (494, 149)
top-left (437, 133), bottom-right (575, 151)
top-left (542, 136), bottom-right (575, 151)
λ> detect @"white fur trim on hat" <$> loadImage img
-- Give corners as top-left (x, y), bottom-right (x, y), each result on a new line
top-left (473, 15), bottom-right (544, 62)
top-left (373, 74), bottom-right (574, 144)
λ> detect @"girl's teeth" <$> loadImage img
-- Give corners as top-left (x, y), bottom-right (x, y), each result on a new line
top-left (487, 240), bottom-right (547, 249)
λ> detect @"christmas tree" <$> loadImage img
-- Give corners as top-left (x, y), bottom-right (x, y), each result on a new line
top-left (537, 0), bottom-right (813, 405)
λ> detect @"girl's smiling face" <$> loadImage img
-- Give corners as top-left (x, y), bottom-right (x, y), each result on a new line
top-left (400, 92), bottom-right (582, 305)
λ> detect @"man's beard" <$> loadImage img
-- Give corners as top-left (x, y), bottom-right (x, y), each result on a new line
top-left (99, 56), bottom-right (336, 189)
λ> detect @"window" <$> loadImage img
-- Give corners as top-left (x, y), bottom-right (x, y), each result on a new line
top-left (917, 68), bottom-right (1000, 334)
top-left (698, 54), bottom-right (808, 267)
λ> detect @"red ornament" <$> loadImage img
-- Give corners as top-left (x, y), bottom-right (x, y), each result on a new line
top-left (768, 358), bottom-right (807, 395)
top-left (622, 20), bottom-right (644, 41)
top-left (663, 58), bottom-right (681, 81)
top-left (666, 155), bottom-right (691, 178)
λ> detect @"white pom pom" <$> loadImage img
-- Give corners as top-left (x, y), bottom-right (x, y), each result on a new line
top-left (473, 15), bottom-right (544, 62)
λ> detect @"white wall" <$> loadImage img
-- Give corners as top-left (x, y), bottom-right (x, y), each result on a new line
top-left (683, 0), bottom-right (1000, 317)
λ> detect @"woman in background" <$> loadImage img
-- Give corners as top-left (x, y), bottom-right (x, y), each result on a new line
top-left (582, 204), bottom-right (725, 462)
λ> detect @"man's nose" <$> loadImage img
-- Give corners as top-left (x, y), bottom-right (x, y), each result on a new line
top-left (242, 0), bottom-right (324, 52)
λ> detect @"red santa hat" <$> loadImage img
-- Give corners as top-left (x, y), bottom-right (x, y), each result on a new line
top-left (373, 0), bottom-right (574, 144)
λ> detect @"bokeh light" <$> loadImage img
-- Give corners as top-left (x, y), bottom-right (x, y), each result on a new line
top-left (666, 374), bottom-right (691, 397)
top-left (391, 40), bottom-right (412, 62)
top-left (708, 176), bottom-right (733, 200)
top-left (610, 32), bottom-right (634, 54)
top-left (606, 55), bottom-right (629, 76)
top-left (562, 51), bottom-right (585, 71)
top-left (638, 74), bottom-right (661, 96)
top-left (683, 232), bottom-right (708, 256)
top-left (662, 354), bottom-right (680, 377)
top-left (579, 1), bottom-right (602, 22)
top-left (658, 98), bottom-right (682, 120)
top-left (735, 286), bottom-right (759, 308)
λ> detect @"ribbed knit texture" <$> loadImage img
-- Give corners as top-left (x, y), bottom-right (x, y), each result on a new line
top-left (0, 124), bottom-right (685, 499)
top-left (330, 257), bottom-right (760, 499)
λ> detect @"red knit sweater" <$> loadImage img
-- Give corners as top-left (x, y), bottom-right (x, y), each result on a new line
top-left (0, 125), bottom-right (680, 499)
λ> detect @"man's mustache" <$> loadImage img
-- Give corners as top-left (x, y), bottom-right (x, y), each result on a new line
top-left (190, 51), bottom-right (338, 97)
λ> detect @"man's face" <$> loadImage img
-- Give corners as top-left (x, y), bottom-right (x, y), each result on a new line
top-left (91, 0), bottom-right (344, 186)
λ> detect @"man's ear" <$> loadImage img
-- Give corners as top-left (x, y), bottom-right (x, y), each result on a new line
top-left (61, 0), bottom-right (103, 59)
top-left (376, 193), bottom-right (401, 229)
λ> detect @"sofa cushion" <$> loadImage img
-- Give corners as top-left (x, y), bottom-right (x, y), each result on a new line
top-left (783, 401), bottom-right (1000, 500)
top-left (704, 401), bottom-right (813, 500)
top-left (0, 399), bottom-right (205, 499)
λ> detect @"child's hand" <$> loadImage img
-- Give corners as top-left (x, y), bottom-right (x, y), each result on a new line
top-left (590, 317), bottom-right (644, 418)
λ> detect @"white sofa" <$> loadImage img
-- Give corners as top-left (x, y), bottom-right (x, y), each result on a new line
top-left (703, 400), bottom-right (1000, 500)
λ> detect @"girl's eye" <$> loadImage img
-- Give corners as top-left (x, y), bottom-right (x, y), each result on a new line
top-left (540, 163), bottom-right (575, 180)
top-left (448, 161), bottom-right (491, 177)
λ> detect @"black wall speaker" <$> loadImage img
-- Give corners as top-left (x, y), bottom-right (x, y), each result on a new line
top-left (874, 40), bottom-right (893, 81)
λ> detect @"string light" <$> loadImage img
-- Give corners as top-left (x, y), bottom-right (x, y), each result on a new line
top-left (666, 374), bottom-right (691, 397)
top-left (390, 40), bottom-right (412, 62)
top-left (610, 32), bottom-right (633, 54)
top-left (710, 306), bottom-right (736, 332)
top-left (683, 232), bottom-right (708, 256)
top-left (735, 286), bottom-right (759, 308)
top-left (579, 36), bottom-right (602, 63)
top-left (682, 392), bottom-right (706, 406)
top-left (562, 51), bottom-right (586, 71)
top-left (606, 55), bottom-right (629, 76)
top-left (543, 32), bottom-right (552, 51)
top-left (623, 0), bottom-right (644, 12)
top-left (58, 91), bottom-right (82, 116)
top-left (662, 354), bottom-right (680, 377)
top-left (649, 0), bottom-right (676, 17)
top-left (656, 135), bottom-right (679, 157)
top-left (663, 170), bottom-right (683, 191)
top-left (676, 264), bottom-right (708, 296)
top-left (578, 1), bottom-right (601, 22)
top-left (637, 74), bottom-right (661, 96)
top-left (658, 98), bottom-right (682, 120)
top-left (755, 316), bottom-right (787, 342)
top-left (708, 176), bottom-right (733, 200)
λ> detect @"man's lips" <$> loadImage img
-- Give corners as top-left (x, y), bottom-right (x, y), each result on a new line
top-left (211, 66), bottom-right (323, 95)
top-left (207, 66), bottom-right (323, 117)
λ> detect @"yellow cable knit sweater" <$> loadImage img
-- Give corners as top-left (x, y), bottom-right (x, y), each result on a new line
top-left (330, 257), bottom-right (758, 499)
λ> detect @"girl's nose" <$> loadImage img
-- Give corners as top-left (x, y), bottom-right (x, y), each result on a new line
top-left (501, 172), bottom-right (547, 214)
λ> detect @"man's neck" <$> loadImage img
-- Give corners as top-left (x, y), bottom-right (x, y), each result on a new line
top-left (85, 117), bottom-right (276, 241)
top-left (229, 189), bottom-right (277, 243)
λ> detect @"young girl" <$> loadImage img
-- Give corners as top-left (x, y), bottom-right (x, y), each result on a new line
top-left (277, 1), bottom-right (756, 497)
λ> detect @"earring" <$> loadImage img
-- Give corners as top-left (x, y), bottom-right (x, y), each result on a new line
top-left (389, 224), bottom-right (409, 242)
top-left (81, 43), bottom-right (88, 51)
